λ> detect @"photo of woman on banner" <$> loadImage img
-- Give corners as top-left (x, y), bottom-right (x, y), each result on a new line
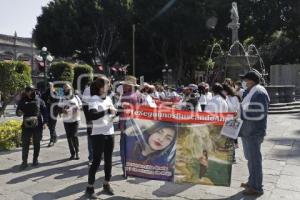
top-left (125, 119), bottom-right (177, 181)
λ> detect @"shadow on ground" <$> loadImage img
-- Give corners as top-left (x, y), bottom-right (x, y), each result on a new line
top-left (31, 175), bottom-right (124, 200)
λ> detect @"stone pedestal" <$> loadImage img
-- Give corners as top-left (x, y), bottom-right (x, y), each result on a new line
top-left (265, 85), bottom-right (296, 104)
top-left (213, 55), bottom-right (259, 81)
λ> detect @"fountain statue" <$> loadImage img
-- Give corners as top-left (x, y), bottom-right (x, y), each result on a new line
top-left (228, 2), bottom-right (240, 44)
top-left (210, 2), bottom-right (261, 82)
top-left (207, 2), bottom-right (296, 104)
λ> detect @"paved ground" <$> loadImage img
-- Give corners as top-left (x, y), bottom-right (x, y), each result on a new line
top-left (1, 112), bottom-right (300, 200)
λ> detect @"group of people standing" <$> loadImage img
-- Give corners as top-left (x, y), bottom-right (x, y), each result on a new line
top-left (15, 69), bottom-right (269, 198)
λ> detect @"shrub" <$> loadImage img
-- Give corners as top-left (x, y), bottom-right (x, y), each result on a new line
top-left (0, 61), bottom-right (32, 115)
top-left (49, 62), bottom-right (74, 83)
top-left (73, 64), bottom-right (93, 92)
top-left (0, 120), bottom-right (22, 151)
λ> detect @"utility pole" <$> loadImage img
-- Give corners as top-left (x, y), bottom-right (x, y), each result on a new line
top-left (132, 24), bottom-right (136, 76)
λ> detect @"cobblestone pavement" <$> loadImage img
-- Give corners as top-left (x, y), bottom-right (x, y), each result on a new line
top-left (1, 113), bottom-right (300, 200)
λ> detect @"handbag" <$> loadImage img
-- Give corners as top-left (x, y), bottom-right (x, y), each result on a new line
top-left (23, 116), bottom-right (39, 128)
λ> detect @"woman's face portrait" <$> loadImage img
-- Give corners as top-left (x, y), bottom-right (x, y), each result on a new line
top-left (148, 127), bottom-right (175, 151)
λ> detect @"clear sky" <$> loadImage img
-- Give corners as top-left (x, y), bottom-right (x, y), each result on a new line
top-left (0, 0), bottom-right (51, 38)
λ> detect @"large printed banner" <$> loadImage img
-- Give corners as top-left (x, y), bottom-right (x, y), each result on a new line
top-left (124, 106), bottom-right (235, 186)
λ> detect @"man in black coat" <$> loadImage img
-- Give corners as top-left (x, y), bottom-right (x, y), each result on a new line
top-left (16, 86), bottom-right (48, 170)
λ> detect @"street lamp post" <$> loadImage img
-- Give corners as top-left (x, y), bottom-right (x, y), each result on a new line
top-left (35, 47), bottom-right (53, 91)
top-left (162, 64), bottom-right (173, 85)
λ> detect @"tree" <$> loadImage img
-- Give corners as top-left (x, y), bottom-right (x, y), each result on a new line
top-left (34, 0), bottom-right (300, 84)
top-left (33, 0), bottom-right (131, 73)
top-left (0, 62), bottom-right (32, 115)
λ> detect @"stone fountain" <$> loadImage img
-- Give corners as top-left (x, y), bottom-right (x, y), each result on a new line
top-left (208, 2), bottom-right (296, 104)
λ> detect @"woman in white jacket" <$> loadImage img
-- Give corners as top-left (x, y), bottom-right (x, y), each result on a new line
top-left (223, 83), bottom-right (242, 163)
top-left (58, 83), bottom-right (82, 160)
top-left (205, 83), bottom-right (228, 113)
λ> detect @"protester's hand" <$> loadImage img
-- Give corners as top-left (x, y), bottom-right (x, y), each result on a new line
top-left (232, 112), bottom-right (239, 120)
top-left (108, 107), bottom-right (117, 116)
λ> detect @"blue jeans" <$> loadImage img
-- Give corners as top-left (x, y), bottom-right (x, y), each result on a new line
top-left (120, 132), bottom-right (126, 175)
top-left (241, 136), bottom-right (264, 192)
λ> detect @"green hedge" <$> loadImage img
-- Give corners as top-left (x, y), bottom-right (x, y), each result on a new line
top-left (73, 64), bottom-right (93, 92)
top-left (0, 61), bottom-right (32, 115)
top-left (0, 120), bottom-right (22, 151)
top-left (49, 62), bottom-right (74, 83)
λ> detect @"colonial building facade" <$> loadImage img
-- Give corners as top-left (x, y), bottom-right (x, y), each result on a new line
top-left (0, 32), bottom-right (39, 73)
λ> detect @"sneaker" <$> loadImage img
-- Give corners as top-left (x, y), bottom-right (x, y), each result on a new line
top-left (103, 183), bottom-right (114, 195)
top-left (85, 187), bottom-right (98, 199)
top-left (48, 141), bottom-right (54, 147)
top-left (75, 153), bottom-right (80, 160)
top-left (69, 155), bottom-right (75, 160)
top-left (243, 187), bottom-right (264, 196)
top-left (32, 160), bottom-right (39, 167)
top-left (19, 162), bottom-right (28, 171)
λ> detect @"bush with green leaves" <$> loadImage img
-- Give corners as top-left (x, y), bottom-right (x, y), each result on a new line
top-left (0, 120), bottom-right (22, 151)
top-left (73, 64), bottom-right (93, 92)
top-left (49, 62), bottom-right (74, 83)
top-left (0, 61), bottom-right (32, 115)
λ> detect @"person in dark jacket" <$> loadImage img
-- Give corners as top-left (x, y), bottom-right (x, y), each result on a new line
top-left (16, 86), bottom-right (48, 170)
top-left (41, 82), bottom-right (59, 147)
top-left (239, 71), bottom-right (270, 196)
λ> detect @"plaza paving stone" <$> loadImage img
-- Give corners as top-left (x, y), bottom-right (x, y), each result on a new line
top-left (1, 113), bottom-right (300, 199)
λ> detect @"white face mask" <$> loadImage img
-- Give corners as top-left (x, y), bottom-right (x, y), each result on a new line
top-left (242, 81), bottom-right (247, 89)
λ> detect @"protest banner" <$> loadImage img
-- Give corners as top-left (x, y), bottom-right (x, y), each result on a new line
top-left (124, 106), bottom-right (235, 186)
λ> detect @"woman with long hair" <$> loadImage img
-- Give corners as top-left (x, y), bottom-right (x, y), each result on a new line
top-left (222, 83), bottom-right (241, 163)
top-left (85, 76), bottom-right (117, 199)
top-left (205, 83), bottom-right (228, 113)
top-left (127, 121), bottom-right (177, 165)
top-left (222, 83), bottom-right (241, 114)
top-left (125, 121), bottom-right (177, 181)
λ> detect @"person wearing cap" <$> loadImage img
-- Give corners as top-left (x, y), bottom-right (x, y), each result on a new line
top-left (58, 83), bottom-right (82, 160)
top-left (118, 75), bottom-right (140, 178)
top-left (180, 84), bottom-right (201, 111)
top-left (205, 83), bottom-right (228, 113)
top-left (41, 82), bottom-right (60, 147)
top-left (140, 83), bottom-right (157, 108)
top-left (239, 70), bottom-right (270, 196)
top-left (16, 86), bottom-right (48, 170)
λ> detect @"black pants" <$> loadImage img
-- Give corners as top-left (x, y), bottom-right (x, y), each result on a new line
top-left (88, 135), bottom-right (114, 184)
top-left (22, 127), bottom-right (42, 163)
top-left (83, 104), bottom-right (93, 161)
top-left (48, 116), bottom-right (57, 142)
top-left (64, 121), bottom-right (79, 156)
